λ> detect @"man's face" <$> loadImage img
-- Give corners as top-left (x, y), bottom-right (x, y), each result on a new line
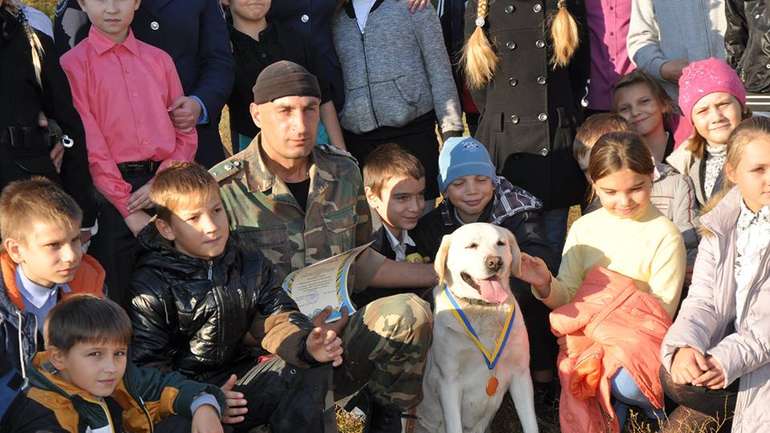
top-left (50, 340), bottom-right (128, 398)
top-left (156, 189), bottom-right (230, 260)
top-left (251, 96), bottom-right (320, 164)
top-left (4, 219), bottom-right (83, 288)
top-left (366, 176), bottom-right (426, 236)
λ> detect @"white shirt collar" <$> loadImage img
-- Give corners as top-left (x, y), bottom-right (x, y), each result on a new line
top-left (16, 266), bottom-right (70, 309)
top-left (383, 226), bottom-right (415, 250)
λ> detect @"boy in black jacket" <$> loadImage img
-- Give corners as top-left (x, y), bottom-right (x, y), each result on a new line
top-left (411, 136), bottom-right (560, 391)
top-left (128, 162), bottom-right (343, 433)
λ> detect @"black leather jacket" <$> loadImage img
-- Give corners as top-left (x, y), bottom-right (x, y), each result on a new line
top-left (726, 0), bottom-right (770, 92)
top-left (129, 225), bottom-right (314, 381)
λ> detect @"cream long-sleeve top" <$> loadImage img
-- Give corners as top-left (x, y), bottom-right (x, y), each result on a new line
top-left (534, 205), bottom-right (686, 317)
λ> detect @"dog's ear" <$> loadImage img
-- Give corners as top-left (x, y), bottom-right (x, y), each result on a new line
top-left (505, 229), bottom-right (522, 278)
top-left (434, 234), bottom-right (452, 286)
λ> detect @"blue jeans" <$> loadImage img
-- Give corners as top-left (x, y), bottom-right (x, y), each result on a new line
top-left (611, 368), bottom-right (665, 427)
top-left (543, 208), bottom-right (569, 254)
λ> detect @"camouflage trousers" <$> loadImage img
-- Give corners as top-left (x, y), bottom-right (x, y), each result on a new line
top-left (334, 293), bottom-right (433, 410)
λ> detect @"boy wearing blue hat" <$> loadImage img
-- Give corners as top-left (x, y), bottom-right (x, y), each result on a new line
top-left (411, 136), bottom-right (560, 393)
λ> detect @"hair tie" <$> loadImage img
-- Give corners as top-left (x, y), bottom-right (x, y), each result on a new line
top-left (475, 17), bottom-right (485, 27)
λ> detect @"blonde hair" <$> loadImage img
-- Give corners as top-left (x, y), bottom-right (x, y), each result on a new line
top-left (701, 117), bottom-right (770, 217)
top-left (363, 143), bottom-right (425, 197)
top-left (0, 177), bottom-right (82, 244)
top-left (463, 0), bottom-right (579, 88)
top-left (3, 1), bottom-right (45, 86)
top-left (150, 161), bottom-right (221, 222)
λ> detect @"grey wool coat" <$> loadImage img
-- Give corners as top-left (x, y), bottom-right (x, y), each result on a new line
top-left (661, 187), bottom-right (770, 433)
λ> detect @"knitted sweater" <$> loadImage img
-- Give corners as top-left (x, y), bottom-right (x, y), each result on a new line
top-left (332, 0), bottom-right (463, 134)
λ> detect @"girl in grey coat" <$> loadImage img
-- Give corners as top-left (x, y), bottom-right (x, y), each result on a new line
top-left (660, 117), bottom-right (770, 433)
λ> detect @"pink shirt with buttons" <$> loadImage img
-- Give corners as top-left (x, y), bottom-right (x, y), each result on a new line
top-left (585, 0), bottom-right (635, 111)
top-left (61, 27), bottom-right (197, 217)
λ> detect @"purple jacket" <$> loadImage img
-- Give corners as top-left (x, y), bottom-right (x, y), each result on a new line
top-left (661, 187), bottom-right (770, 433)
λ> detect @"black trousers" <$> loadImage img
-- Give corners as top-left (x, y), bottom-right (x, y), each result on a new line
top-left (343, 112), bottom-right (441, 200)
top-left (203, 357), bottom-right (333, 433)
top-left (660, 366), bottom-right (738, 420)
top-left (89, 170), bottom-right (154, 310)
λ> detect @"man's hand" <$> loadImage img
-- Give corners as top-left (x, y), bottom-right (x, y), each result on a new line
top-left (124, 211), bottom-right (152, 237)
top-left (220, 374), bottom-right (248, 425)
top-left (670, 347), bottom-right (709, 385)
top-left (191, 404), bottom-right (224, 433)
top-left (693, 356), bottom-right (726, 389)
top-left (308, 307), bottom-right (348, 366)
top-left (127, 181), bottom-right (154, 214)
top-left (169, 96), bottom-right (202, 131)
top-left (660, 59), bottom-right (689, 83)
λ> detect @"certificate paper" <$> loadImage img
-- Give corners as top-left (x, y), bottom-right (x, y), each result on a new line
top-left (282, 242), bottom-right (373, 322)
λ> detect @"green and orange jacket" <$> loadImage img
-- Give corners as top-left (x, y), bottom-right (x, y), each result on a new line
top-left (6, 351), bottom-right (225, 433)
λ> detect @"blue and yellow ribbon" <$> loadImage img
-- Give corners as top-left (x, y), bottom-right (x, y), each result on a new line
top-left (442, 286), bottom-right (516, 370)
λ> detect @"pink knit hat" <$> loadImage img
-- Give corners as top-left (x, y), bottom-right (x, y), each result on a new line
top-left (678, 58), bottom-right (746, 123)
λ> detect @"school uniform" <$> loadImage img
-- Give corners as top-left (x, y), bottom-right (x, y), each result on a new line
top-left (54, 0), bottom-right (234, 168)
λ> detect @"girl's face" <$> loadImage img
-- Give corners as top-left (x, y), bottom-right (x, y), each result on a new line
top-left (593, 168), bottom-right (653, 219)
top-left (614, 83), bottom-right (666, 137)
top-left (691, 92), bottom-right (743, 147)
top-left (726, 137), bottom-right (770, 213)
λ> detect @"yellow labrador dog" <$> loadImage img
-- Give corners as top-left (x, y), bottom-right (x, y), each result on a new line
top-left (415, 223), bottom-right (538, 433)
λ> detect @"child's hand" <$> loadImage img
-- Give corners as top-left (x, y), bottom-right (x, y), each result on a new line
top-left (306, 326), bottom-right (344, 367)
top-left (220, 374), bottom-right (248, 424)
top-left (191, 404), bottom-right (223, 433)
top-left (692, 356), bottom-right (726, 389)
top-left (169, 96), bottom-right (202, 131)
top-left (518, 253), bottom-right (552, 297)
top-left (404, 0), bottom-right (429, 13)
top-left (671, 347), bottom-right (709, 385)
top-left (124, 211), bottom-right (152, 237)
top-left (127, 182), bottom-right (154, 214)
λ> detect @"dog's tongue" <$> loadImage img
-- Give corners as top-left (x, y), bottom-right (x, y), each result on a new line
top-left (478, 277), bottom-right (508, 304)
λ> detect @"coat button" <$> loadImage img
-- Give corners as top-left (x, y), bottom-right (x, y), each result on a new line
top-left (506, 41), bottom-right (517, 50)
top-left (301, 14), bottom-right (310, 23)
top-left (511, 114), bottom-right (520, 124)
top-left (540, 147), bottom-right (549, 156)
top-left (150, 21), bottom-right (160, 31)
top-left (504, 4), bottom-right (515, 13)
top-left (508, 77), bottom-right (518, 87)
top-left (535, 39), bottom-right (546, 49)
top-left (532, 3), bottom-right (543, 13)
top-left (766, 63), bottom-right (770, 70)
top-left (537, 75), bottom-right (547, 85)
top-left (538, 113), bottom-right (548, 122)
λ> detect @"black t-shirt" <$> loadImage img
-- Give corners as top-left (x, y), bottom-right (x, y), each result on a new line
top-left (286, 178), bottom-right (311, 212)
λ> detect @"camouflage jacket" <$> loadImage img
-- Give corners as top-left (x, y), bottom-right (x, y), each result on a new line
top-left (211, 136), bottom-right (372, 282)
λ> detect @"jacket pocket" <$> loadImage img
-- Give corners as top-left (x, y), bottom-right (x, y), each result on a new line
top-left (322, 204), bottom-right (358, 252)
top-left (370, 78), bottom-right (420, 127)
top-left (340, 86), bottom-right (373, 133)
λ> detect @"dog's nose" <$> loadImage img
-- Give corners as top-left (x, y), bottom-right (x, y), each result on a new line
top-left (485, 255), bottom-right (503, 272)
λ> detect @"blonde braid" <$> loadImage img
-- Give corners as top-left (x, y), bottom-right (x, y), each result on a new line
top-left (3, 1), bottom-right (44, 86)
top-left (462, 0), bottom-right (498, 89)
top-left (550, 0), bottom-right (579, 68)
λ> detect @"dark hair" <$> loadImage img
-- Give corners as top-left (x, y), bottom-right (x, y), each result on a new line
top-left (588, 132), bottom-right (655, 182)
top-left (45, 295), bottom-right (132, 353)
top-left (363, 143), bottom-right (425, 197)
top-left (574, 113), bottom-right (632, 162)
top-left (150, 161), bottom-right (221, 222)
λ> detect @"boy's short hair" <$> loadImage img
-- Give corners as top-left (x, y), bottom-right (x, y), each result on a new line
top-left (45, 294), bottom-right (132, 352)
top-left (363, 143), bottom-right (425, 197)
top-left (0, 177), bottom-right (82, 243)
top-left (150, 161), bottom-right (221, 222)
top-left (574, 113), bottom-right (632, 163)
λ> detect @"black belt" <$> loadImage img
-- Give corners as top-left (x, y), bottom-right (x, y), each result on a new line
top-left (117, 160), bottom-right (160, 177)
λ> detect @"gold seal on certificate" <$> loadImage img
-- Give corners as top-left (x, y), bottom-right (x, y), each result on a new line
top-left (282, 242), bottom-right (373, 322)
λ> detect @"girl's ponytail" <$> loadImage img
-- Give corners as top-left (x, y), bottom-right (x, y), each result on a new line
top-left (462, 0), bottom-right (498, 89)
top-left (550, 0), bottom-right (579, 68)
top-left (3, 1), bottom-right (44, 87)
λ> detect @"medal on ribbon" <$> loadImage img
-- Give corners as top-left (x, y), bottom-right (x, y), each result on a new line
top-left (442, 286), bottom-right (516, 397)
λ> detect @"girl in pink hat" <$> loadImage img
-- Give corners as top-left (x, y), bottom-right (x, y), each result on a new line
top-left (667, 58), bottom-right (751, 207)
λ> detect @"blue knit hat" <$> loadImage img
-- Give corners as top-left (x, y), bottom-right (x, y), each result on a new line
top-left (438, 137), bottom-right (497, 192)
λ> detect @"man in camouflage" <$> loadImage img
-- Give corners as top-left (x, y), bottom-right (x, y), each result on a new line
top-left (211, 61), bottom-right (435, 433)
